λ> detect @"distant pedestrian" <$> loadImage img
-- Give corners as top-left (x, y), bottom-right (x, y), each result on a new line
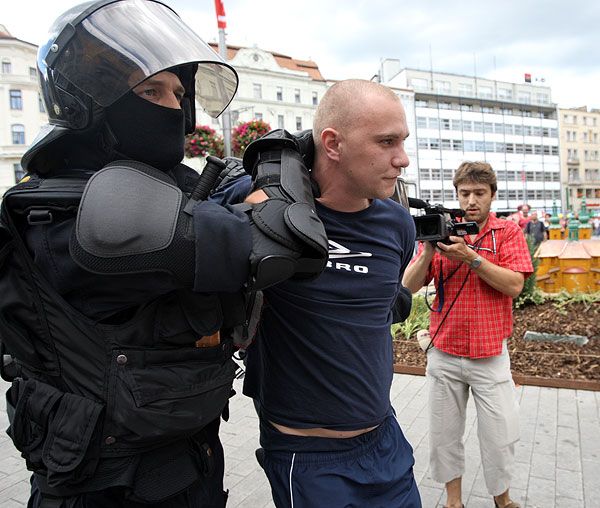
top-left (525, 212), bottom-right (546, 246)
top-left (517, 203), bottom-right (531, 231)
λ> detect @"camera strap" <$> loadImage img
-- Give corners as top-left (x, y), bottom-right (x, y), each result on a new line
top-left (426, 233), bottom-right (487, 314)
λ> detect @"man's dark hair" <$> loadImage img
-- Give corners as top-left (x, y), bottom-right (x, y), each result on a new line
top-left (453, 161), bottom-right (497, 195)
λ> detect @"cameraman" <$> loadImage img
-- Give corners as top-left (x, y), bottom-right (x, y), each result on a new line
top-left (403, 161), bottom-right (533, 508)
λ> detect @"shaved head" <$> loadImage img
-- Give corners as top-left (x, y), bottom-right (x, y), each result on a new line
top-left (313, 79), bottom-right (401, 148)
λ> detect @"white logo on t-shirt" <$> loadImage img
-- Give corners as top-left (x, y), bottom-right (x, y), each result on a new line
top-left (327, 240), bottom-right (372, 260)
top-left (326, 240), bottom-right (371, 273)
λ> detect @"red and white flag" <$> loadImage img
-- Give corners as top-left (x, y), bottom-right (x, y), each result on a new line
top-left (214, 0), bottom-right (226, 29)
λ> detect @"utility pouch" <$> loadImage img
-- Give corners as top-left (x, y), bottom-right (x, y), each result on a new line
top-left (7, 378), bottom-right (104, 487)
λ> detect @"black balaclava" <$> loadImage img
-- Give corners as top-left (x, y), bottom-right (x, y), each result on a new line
top-left (106, 91), bottom-right (185, 171)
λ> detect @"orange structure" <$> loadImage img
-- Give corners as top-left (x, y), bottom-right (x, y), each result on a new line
top-left (535, 239), bottom-right (600, 293)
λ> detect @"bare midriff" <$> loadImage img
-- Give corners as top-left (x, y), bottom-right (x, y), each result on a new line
top-left (270, 421), bottom-right (378, 439)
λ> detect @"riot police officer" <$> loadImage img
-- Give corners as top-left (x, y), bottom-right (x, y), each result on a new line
top-left (0, 1), bottom-right (327, 506)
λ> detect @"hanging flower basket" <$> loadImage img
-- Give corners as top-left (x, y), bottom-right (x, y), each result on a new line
top-left (184, 125), bottom-right (224, 158)
top-left (231, 119), bottom-right (271, 157)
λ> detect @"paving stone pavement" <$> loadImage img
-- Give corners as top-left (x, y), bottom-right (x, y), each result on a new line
top-left (1, 374), bottom-right (599, 507)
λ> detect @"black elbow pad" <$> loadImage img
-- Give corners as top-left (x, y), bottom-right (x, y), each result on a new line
top-left (239, 130), bottom-right (328, 290)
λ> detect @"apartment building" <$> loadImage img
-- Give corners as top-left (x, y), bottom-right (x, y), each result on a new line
top-left (0, 25), bottom-right (46, 196)
top-left (386, 69), bottom-right (561, 213)
top-left (559, 106), bottom-right (600, 212)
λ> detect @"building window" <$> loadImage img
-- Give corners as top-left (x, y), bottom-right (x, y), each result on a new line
top-left (255, 112), bottom-right (263, 121)
top-left (38, 94), bottom-right (45, 113)
top-left (497, 88), bottom-right (512, 100)
top-left (294, 89), bottom-right (301, 103)
top-left (276, 86), bottom-right (283, 101)
top-left (277, 115), bottom-right (284, 129)
top-left (478, 86), bottom-right (493, 99)
top-left (10, 89), bottom-right (23, 110)
top-left (458, 83), bottom-right (473, 96)
top-left (536, 93), bottom-right (549, 104)
top-left (312, 91), bottom-right (318, 106)
top-left (14, 163), bottom-right (25, 183)
top-left (2, 60), bottom-right (11, 73)
top-left (295, 116), bottom-right (302, 131)
top-left (435, 80), bottom-right (451, 94)
top-left (29, 67), bottom-right (37, 80)
top-left (411, 78), bottom-right (429, 90)
top-left (517, 91), bottom-right (531, 103)
top-left (11, 124), bottom-right (25, 144)
top-left (252, 83), bottom-right (262, 99)
top-left (416, 117), bottom-right (427, 128)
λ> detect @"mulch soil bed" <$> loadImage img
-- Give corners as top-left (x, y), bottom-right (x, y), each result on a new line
top-left (393, 301), bottom-right (600, 390)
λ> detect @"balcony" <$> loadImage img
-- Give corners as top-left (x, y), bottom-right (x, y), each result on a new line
top-left (567, 157), bottom-right (580, 165)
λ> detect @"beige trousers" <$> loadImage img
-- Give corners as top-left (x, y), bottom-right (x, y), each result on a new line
top-left (426, 341), bottom-right (520, 496)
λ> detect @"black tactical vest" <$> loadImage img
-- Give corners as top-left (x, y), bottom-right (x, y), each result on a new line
top-left (0, 167), bottom-right (244, 498)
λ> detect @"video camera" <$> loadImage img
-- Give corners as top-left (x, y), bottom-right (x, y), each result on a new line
top-left (407, 197), bottom-right (479, 243)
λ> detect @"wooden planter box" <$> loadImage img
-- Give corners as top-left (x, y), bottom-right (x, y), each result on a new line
top-left (393, 364), bottom-right (600, 391)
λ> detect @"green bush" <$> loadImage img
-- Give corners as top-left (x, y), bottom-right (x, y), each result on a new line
top-left (514, 235), bottom-right (545, 308)
top-left (392, 295), bottom-right (430, 341)
top-left (546, 290), bottom-right (600, 315)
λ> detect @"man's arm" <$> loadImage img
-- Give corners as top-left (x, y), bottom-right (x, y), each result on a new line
top-left (402, 241), bottom-right (435, 294)
top-left (436, 236), bottom-right (525, 298)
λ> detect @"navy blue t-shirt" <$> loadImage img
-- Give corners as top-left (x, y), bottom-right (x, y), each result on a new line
top-left (214, 176), bottom-right (415, 431)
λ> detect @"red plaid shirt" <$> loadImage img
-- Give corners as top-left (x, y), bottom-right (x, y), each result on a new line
top-left (416, 213), bottom-right (533, 358)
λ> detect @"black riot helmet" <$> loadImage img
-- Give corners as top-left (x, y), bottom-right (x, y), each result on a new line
top-left (23, 0), bottom-right (238, 172)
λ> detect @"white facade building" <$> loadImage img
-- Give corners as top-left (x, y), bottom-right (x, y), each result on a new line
top-left (0, 26), bottom-right (46, 197)
top-left (387, 69), bottom-right (561, 213)
top-left (199, 44), bottom-right (419, 192)
top-left (201, 44), bottom-right (329, 144)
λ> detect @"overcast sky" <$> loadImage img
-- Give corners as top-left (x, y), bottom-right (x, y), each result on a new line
top-left (3, 0), bottom-right (599, 109)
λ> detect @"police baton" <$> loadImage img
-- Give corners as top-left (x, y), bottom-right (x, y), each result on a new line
top-left (190, 156), bottom-right (226, 202)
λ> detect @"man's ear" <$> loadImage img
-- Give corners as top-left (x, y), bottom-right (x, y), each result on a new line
top-left (321, 128), bottom-right (341, 162)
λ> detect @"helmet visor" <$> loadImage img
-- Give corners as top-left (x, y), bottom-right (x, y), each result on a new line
top-left (46, 0), bottom-right (237, 117)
